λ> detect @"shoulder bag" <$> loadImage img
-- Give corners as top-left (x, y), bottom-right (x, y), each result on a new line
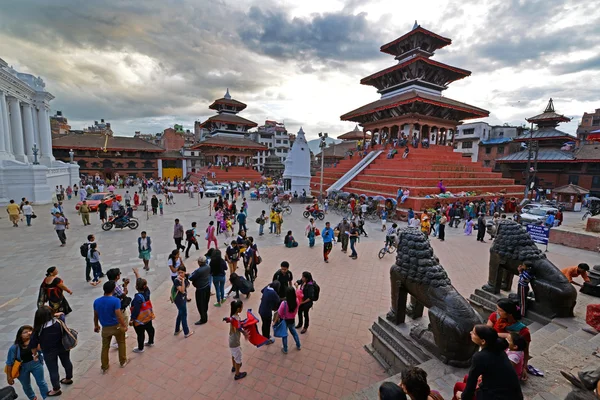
top-left (56, 318), bottom-right (78, 350)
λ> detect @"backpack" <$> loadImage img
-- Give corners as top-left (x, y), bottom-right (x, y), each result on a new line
top-left (80, 243), bottom-right (89, 258)
top-left (131, 293), bottom-right (155, 326)
top-left (186, 229), bottom-right (195, 240)
top-left (311, 281), bottom-right (320, 302)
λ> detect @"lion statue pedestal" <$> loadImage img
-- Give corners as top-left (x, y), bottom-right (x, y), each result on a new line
top-left (367, 228), bottom-right (483, 375)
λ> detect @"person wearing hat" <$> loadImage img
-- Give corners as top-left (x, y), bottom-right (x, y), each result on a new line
top-left (189, 256), bottom-right (211, 325)
top-left (338, 218), bottom-right (350, 253)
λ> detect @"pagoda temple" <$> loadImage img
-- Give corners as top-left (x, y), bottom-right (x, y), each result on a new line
top-left (191, 89), bottom-right (266, 167)
top-left (340, 22), bottom-right (489, 145)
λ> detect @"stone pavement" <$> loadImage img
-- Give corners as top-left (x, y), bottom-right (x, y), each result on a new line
top-left (0, 193), bottom-right (599, 399)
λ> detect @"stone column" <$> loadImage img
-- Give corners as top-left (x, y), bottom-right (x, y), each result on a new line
top-left (31, 106), bottom-right (41, 152)
top-left (157, 159), bottom-right (163, 178)
top-left (181, 159), bottom-right (187, 176)
top-left (37, 106), bottom-right (54, 164)
top-left (8, 97), bottom-right (27, 163)
top-left (0, 92), bottom-right (6, 156)
top-left (22, 103), bottom-right (35, 159)
top-left (0, 91), bottom-right (12, 155)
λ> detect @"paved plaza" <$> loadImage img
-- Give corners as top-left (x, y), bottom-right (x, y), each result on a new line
top-left (1, 192), bottom-right (600, 399)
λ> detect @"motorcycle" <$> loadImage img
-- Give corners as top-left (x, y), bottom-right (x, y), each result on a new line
top-left (102, 215), bottom-right (139, 231)
top-left (303, 205), bottom-right (325, 220)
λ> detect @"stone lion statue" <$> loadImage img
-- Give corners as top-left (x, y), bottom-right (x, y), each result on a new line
top-left (387, 227), bottom-right (483, 366)
top-left (482, 219), bottom-right (577, 318)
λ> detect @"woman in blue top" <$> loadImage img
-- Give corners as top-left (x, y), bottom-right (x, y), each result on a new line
top-left (5, 325), bottom-right (50, 400)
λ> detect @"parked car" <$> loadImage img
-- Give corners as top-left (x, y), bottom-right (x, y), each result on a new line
top-left (204, 186), bottom-right (222, 198)
top-left (75, 192), bottom-right (123, 211)
top-left (519, 206), bottom-right (559, 226)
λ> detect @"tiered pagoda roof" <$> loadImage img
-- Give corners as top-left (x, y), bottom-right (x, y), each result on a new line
top-left (525, 98), bottom-right (571, 128)
top-left (337, 125), bottom-right (371, 141)
top-left (341, 23), bottom-right (488, 126)
top-left (208, 88), bottom-right (247, 112)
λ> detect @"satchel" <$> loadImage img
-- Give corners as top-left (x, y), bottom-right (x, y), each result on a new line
top-left (56, 319), bottom-right (78, 350)
top-left (4, 360), bottom-right (21, 380)
top-left (131, 293), bottom-right (155, 326)
top-left (273, 319), bottom-right (288, 338)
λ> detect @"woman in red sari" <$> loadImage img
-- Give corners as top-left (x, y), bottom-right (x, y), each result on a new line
top-left (487, 299), bottom-right (531, 381)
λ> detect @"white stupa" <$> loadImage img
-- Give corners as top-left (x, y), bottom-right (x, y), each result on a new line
top-left (283, 127), bottom-right (311, 195)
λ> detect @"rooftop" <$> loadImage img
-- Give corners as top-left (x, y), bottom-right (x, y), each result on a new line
top-left (52, 133), bottom-right (165, 152)
top-left (497, 148), bottom-right (575, 162)
top-left (380, 24), bottom-right (452, 56)
top-left (513, 127), bottom-right (574, 142)
top-left (553, 183), bottom-right (589, 195)
top-left (337, 125), bottom-right (371, 141)
top-left (191, 135), bottom-right (267, 150)
top-left (200, 113), bottom-right (258, 128)
top-left (208, 89), bottom-right (248, 112)
top-left (480, 137), bottom-right (513, 145)
top-left (526, 98), bottom-right (571, 126)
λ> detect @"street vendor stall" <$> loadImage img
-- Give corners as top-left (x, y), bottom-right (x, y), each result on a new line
top-left (553, 184), bottom-right (589, 211)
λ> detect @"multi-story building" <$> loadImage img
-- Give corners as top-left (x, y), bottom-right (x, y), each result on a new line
top-left (576, 108), bottom-right (600, 141)
top-left (454, 122), bottom-right (520, 162)
top-left (50, 111), bottom-right (71, 135)
top-left (249, 120), bottom-right (291, 172)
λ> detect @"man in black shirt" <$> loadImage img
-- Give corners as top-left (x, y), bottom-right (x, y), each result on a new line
top-left (189, 255), bottom-right (211, 325)
top-left (272, 261), bottom-right (293, 298)
top-left (98, 200), bottom-right (108, 224)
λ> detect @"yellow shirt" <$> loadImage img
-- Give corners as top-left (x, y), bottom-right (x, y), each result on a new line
top-left (421, 221), bottom-right (430, 233)
top-left (270, 211), bottom-right (277, 222)
top-left (6, 204), bottom-right (20, 216)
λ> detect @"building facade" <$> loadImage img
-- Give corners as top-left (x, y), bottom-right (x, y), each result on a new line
top-left (50, 111), bottom-right (71, 135)
top-left (0, 58), bottom-right (79, 204)
top-left (249, 120), bottom-right (291, 172)
top-left (576, 108), bottom-right (600, 141)
top-left (454, 122), bottom-right (520, 162)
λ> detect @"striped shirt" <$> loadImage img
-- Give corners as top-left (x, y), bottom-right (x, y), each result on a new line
top-left (518, 270), bottom-right (533, 287)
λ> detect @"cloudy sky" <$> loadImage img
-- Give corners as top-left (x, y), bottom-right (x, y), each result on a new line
top-left (1, 0), bottom-right (598, 140)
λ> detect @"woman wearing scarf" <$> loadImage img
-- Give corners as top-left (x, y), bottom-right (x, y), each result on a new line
top-left (487, 299), bottom-right (531, 381)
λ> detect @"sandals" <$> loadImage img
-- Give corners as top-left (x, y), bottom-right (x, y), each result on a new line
top-left (60, 378), bottom-right (73, 385)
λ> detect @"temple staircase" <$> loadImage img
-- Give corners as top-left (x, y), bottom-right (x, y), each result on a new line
top-left (329, 145), bottom-right (524, 219)
top-left (189, 166), bottom-right (262, 183)
top-left (309, 157), bottom-right (362, 194)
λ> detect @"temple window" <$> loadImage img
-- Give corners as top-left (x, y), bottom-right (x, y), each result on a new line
top-left (497, 146), bottom-right (505, 155)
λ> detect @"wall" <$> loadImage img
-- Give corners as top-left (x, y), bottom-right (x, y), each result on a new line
top-left (160, 128), bottom-right (185, 151)
top-left (550, 228), bottom-right (600, 251)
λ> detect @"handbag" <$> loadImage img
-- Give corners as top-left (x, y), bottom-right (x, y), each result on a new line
top-left (131, 293), bottom-right (155, 326)
top-left (3, 358), bottom-right (21, 380)
top-left (273, 319), bottom-right (288, 338)
top-left (56, 318), bottom-right (78, 350)
top-left (31, 213), bottom-right (37, 219)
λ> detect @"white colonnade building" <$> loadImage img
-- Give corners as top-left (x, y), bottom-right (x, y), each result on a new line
top-left (0, 57), bottom-right (78, 204)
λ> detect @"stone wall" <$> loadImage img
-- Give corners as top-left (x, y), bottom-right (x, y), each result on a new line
top-left (550, 228), bottom-right (600, 251)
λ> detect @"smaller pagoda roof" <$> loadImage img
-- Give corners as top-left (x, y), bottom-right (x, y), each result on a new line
top-left (526, 98), bottom-right (571, 125)
top-left (340, 90), bottom-right (489, 121)
top-left (512, 127), bottom-right (574, 142)
top-left (200, 113), bottom-right (258, 128)
top-left (574, 143), bottom-right (600, 160)
top-left (208, 89), bottom-right (247, 111)
top-left (497, 149), bottom-right (575, 162)
top-left (380, 25), bottom-right (452, 56)
top-left (52, 133), bottom-right (165, 152)
top-left (317, 141), bottom-right (357, 159)
top-left (337, 125), bottom-right (370, 141)
top-left (191, 136), bottom-right (267, 150)
top-left (553, 184), bottom-right (589, 195)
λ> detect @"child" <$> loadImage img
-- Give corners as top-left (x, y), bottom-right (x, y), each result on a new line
top-left (506, 332), bottom-right (527, 380)
top-left (517, 263), bottom-right (533, 317)
top-left (380, 209), bottom-right (388, 232)
top-left (228, 300), bottom-right (248, 380)
top-left (226, 217), bottom-right (234, 237)
top-left (159, 199), bottom-right (164, 215)
top-left (323, 199), bottom-right (329, 214)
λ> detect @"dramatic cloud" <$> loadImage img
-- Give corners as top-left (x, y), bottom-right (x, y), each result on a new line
top-left (0, 0), bottom-right (598, 138)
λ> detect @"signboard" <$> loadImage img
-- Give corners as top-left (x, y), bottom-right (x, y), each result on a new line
top-left (526, 224), bottom-right (550, 245)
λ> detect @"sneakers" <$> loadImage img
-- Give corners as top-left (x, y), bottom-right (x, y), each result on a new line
top-left (281, 348), bottom-right (288, 354)
top-left (234, 372), bottom-right (247, 380)
top-left (144, 342), bottom-right (154, 347)
top-left (132, 348), bottom-right (144, 353)
top-left (221, 299), bottom-right (227, 304)
top-left (185, 331), bottom-right (195, 338)
top-left (120, 359), bottom-right (130, 368)
top-left (174, 330), bottom-right (182, 336)
top-left (214, 302), bottom-right (222, 307)
top-left (194, 320), bottom-right (207, 325)
top-left (111, 342), bottom-right (119, 349)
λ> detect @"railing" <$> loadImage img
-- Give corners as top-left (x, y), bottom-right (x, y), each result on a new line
top-left (326, 150), bottom-right (383, 194)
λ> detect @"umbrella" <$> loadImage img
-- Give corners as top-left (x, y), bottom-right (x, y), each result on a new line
top-left (587, 196), bottom-right (600, 201)
top-left (372, 195), bottom-right (386, 201)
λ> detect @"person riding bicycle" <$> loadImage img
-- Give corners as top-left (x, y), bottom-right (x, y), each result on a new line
top-left (385, 223), bottom-right (399, 247)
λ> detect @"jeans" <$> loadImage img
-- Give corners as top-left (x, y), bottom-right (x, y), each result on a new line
top-left (308, 234), bottom-right (315, 247)
top-left (85, 258), bottom-right (91, 281)
top-left (238, 222), bottom-right (247, 233)
top-left (91, 262), bottom-right (102, 283)
top-left (25, 215), bottom-right (32, 226)
top-left (17, 360), bottom-right (49, 400)
top-left (270, 221), bottom-right (276, 233)
top-left (101, 325), bottom-right (126, 371)
top-left (350, 238), bottom-right (357, 257)
top-left (281, 320), bottom-right (301, 352)
top-left (213, 275), bottom-right (226, 302)
top-left (195, 285), bottom-right (210, 323)
top-left (297, 303), bottom-right (312, 329)
top-left (438, 224), bottom-right (445, 240)
top-left (175, 301), bottom-right (190, 335)
top-left (259, 223), bottom-right (264, 235)
top-left (341, 235), bottom-right (348, 251)
top-left (44, 347), bottom-right (73, 390)
top-left (134, 322), bottom-right (155, 350)
top-left (56, 229), bottom-right (66, 244)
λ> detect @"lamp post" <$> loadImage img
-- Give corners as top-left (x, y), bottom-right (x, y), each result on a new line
top-left (69, 148), bottom-right (75, 164)
top-left (32, 143), bottom-right (39, 165)
top-left (318, 132), bottom-right (328, 200)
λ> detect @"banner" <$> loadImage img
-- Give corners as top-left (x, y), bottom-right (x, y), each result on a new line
top-left (526, 224), bottom-right (550, 245)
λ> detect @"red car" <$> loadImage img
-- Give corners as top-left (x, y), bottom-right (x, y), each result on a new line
top-left (75, 192), bottom-right (122, 211)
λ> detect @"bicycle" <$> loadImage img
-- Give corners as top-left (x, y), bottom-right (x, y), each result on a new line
top-left (281, 205), bottom-right (292, 216)
top-left (378, 238), bottom-right (396, 259)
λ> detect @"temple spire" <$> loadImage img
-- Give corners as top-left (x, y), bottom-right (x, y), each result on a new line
top-left (544, 98), bottom-right (555, 113)
top-left (413, 20), bottom-right (419, 30)
top-left (224, 88), bottom-right (231, 100)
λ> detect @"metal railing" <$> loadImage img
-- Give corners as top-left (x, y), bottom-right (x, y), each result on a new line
top-left (326, 150), bottom-right (383, 194)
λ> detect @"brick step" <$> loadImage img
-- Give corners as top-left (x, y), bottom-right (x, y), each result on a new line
top-left (374, 153), bottom-right (468, 162)
top-left (350, 177), bottom-right (516, 187)
top-left (348, 183), bottom-right (524, 197)
top-left (362, 170), bottom-right (503, 179)
top-left (367, 162), bottom-right (492, 173)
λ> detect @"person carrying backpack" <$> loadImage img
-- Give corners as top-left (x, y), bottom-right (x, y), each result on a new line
top-left (81, 234), bottom-right (102, 282)
top-left (185, 222), bottom-right (199, 259)
top-left (295, 271), bottom-right (319, 334)
top-left (130, 276), bottom-right (155, 353)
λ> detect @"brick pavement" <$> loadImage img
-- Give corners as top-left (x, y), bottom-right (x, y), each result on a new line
top-left (1, 193), bottom-right (599, 399)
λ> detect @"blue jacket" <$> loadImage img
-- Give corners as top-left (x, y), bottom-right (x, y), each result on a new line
top-left (137, 236), bottom-right (152, 253)
top-left (322, 227), bottom-right (334, 243)
top-left (259, 285), bottom-right (281, 316)
top-left (6, 344), bottom-right (44, 367)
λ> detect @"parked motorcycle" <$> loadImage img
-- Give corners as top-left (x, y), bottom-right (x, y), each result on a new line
top-left (102, 216), bottom-right (139, 231)
top-left (303, 206), bottom-right (325, 220)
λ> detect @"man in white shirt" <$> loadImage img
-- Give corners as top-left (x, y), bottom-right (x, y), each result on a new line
top-left (22, 201), bottom-right (34, 226)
